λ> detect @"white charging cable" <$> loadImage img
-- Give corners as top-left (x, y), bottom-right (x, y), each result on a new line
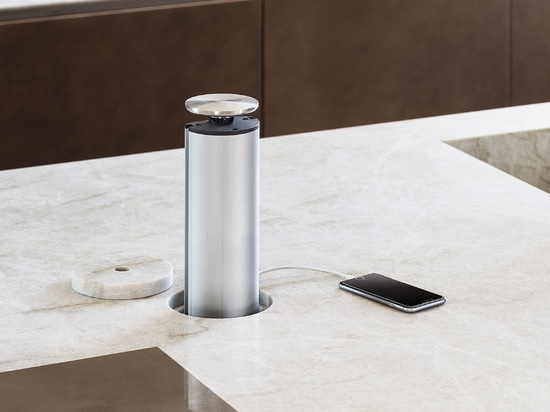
top-left (259, 265), bottom-right (352, 280)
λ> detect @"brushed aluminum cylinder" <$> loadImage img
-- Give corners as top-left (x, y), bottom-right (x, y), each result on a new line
top-left (184, 117), bottom-right (259, 318)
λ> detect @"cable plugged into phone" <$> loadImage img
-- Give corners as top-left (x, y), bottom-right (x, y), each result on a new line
top-left (260, 266), bottom-right (445, 313)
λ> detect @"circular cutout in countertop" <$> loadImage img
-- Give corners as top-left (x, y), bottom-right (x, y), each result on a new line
top-left (71, 254), bottom-right (173, 300)
top-left (167, 289), bottom-right (273, 317)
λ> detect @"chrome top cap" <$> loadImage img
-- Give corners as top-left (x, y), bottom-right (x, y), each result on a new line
top-left (185, 93), bottom-right (259, 117)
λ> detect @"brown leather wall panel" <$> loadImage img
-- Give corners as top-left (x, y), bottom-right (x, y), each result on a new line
top-left (263, 0), bottom-right (510, 136)
top-left (512, 0), bottom-right (550, 105)
top-left (0, 0), bottom-right (261, 169)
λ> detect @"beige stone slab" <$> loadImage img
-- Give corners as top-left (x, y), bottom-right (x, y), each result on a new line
top-left (2, 103), bottom-right (550, 410)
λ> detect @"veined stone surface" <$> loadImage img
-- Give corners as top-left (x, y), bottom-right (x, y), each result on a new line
top-left (2, 103), bottom-right (550, 411)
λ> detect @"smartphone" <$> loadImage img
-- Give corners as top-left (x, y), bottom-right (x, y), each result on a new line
top-left (339, 273), bottom-right (445, 313)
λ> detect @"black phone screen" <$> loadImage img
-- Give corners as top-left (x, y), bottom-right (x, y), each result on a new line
top-left (340, 273), bottom-right (444, 308)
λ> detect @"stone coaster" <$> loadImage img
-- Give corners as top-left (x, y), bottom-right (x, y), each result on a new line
top-left (71, 254), bottom-right (173, 299)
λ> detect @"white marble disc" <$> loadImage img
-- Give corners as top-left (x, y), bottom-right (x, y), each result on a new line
top-left (71, 255), bottom-right (173, 299)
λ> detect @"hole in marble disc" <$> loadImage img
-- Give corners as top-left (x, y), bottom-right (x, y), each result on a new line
top-left (114, 266), bottom-right (130, 272)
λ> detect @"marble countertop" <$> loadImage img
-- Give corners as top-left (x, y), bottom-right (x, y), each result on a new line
top-left (2, 103), bottom-right (550, 410)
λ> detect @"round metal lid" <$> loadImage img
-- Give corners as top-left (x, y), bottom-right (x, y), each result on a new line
top-left (185, 93), bottom-right (259, 117)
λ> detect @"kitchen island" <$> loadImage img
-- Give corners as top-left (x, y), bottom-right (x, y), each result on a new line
top-left (2, 103), bottom-right (550, 410)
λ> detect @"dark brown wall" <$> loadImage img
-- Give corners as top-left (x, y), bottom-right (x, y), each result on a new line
top-left (2, 0), bottom-right (550, 169)
top-left (263, 0), bottom-right (510, 136)
top-left (512, 0), bottom-right (550, 105)
top-left (0, 0), bottom-right (261, 169)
